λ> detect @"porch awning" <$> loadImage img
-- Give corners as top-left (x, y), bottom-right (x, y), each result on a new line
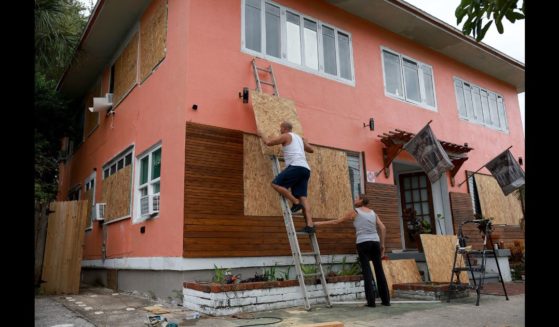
top-left (378, 129), bottom-right (474, 185)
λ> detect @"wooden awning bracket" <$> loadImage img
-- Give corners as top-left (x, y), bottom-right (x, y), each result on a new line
top-left (449, 157), bottom-right (468, 186)
top-left (380, 144), bottom-right (404, 178)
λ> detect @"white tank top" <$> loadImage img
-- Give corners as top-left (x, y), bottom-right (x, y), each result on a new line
top-left (353, 207), bottom-right (380, 244)
top-left (282, 132), bottom-right (310, 170)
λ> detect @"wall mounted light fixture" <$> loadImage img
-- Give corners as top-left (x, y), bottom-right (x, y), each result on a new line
top-left (192, 104), bottom-right (198, 110)
top-left (239, 87), bottom-right (249, 103)
top-left (518, 156), bottom-right (523, 165)
top-left (363, 118), bottom-right (375, 131)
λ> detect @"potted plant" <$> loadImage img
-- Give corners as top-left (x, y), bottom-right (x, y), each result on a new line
top-left (403, 208), bottom-right (431, 252)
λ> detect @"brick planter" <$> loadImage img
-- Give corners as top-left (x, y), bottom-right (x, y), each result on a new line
top-left (393, 282), bottom-right (470, 300)
top-left (183, 276), bottom-right (365, 316)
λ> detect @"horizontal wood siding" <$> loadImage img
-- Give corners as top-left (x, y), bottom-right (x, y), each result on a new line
top-left (449, 192), bottom-right (524, 250)
top-left (364, 182), bottom-right (402, 252)
top-left (184, 123), bottom-right (357, 258)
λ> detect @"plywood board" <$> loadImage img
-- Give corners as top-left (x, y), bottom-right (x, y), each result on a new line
top-left (420, 234), bottom-right (468, 283)
top-left (41, 201), bottom-right (88, 294)
top-left (243, 134), bottom-right (282, 216)
top-left (251, 91), bottom-right (304, 156)
top-left (474, 173), bottom-right (523, 225)
top-left (243, 134), bottom-right (353, 219)
top-left (381, 259), bottom-right (422, 296)
top-left (114, 33), bottom-right (139, 104)
top-left (102, 165), bottom-right (132, 221)
top-left (84, 189), bottom-right (93, 228)
top-left (140, 0), bottom-right (167, 82)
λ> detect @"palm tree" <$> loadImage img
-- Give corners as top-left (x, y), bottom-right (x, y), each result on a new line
top-left (35, 0), bottom-right (88, 79)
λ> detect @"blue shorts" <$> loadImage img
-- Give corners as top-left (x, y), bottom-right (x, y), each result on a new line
top-left (272, 165), bottom-right (311, 198)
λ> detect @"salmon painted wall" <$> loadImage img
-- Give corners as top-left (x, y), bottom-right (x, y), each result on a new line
top-left (59, 0), bottom-right (190, 259)
top-left (182, 0), bottom-right (524, 193)
top-left (59, 0), bottom-right (524, 260)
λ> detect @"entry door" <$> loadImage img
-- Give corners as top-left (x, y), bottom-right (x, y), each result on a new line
top-left (399, 172), bottom-right (435, 249)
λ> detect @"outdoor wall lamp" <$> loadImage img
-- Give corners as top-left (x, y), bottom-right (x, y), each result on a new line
top-left (363, 118), bottom-right (374, 131)
top-left (518, 156), bottom-right (523, 165)
top-left (239, 87), bottom-right (249, 103)
top-left (192, 104), bottom-right (198, 110)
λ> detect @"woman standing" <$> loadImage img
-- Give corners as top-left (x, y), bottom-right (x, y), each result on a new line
top-left (314, 195), bottom-right (390, 307)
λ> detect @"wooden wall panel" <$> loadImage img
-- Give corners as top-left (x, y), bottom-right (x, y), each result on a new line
top-left (40, 201), bottom-right (88, 294)
top-left (450, 191), bottom-right (524, 251)
top-left (474, 174), bottom-right (523, 225)
top-left (184, 123), bottom-right (357, 258)
top-left (140, 0), bottom-right (167, 82)
top-left (101, 166), bottom-right (132, 221)
top-left (364, 183), bottom-right (402, 252)
top-left (113, 33), bottom-right (138, 104)
top-left (243, 134), bottom-right (353, 219)
top-left (251, 91), bottom-right (304, 156)
top-left (420, 234), bottom-right (468, 283)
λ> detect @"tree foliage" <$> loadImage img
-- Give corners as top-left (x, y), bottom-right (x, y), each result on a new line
top-left (35, 0), bottom-right (89, 202)
top-left (455, 0), bottom-right (525, 42)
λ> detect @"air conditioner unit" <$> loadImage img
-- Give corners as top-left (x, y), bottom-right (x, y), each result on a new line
top-left (94, 203), bottom-right (106, 221)
top-left (89, 93), bottom-right (114, 113)
top-left (140, 194), bottom-right (160, 217)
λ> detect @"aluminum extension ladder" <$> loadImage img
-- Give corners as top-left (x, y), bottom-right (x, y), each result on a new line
top-left (252, 58), bottom-right (331, 310)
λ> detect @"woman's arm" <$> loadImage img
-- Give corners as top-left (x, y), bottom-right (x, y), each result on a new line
top-left (376, 216), bottom-right (387, 257)
top-left (314, 210), bottom-right (355, 226)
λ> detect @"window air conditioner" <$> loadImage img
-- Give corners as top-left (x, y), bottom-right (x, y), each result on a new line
top-left (94, 203), bottom-right (106, 221)
top-left (140, 194), bottom-right (160, 217)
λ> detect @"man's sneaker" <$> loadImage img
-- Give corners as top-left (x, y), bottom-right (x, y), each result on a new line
top-left (298, 226), bottom-right (316, 234)
top-left (290, 203), bottom-right (304, 213)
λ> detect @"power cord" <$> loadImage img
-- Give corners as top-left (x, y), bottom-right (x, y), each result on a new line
top-left (235, 316), bottom-right (284, 326)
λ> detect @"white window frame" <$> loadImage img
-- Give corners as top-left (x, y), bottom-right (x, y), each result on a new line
top-left (84, 171), bottom-right (96, 230)
top-left (453, 77), bottom-right (509, 132)
top-left (134, 143), bottom-right (162, 223)
top-left (380, 46), bottom-right (438, 111)
top-left (347, 151), bottom-right (365, 200)
top-left (102, 147), bottom-right (134, 180)
top-left (241, 0), bottom-right (355, 86)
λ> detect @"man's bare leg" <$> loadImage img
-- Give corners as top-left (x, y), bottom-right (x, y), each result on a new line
top-left (271, 183), bottom-right (299, 205)
top-left (299, 196), bottom-right (313, 227)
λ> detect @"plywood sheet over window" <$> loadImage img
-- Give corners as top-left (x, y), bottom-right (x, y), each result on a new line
top-left (113, 33), bottom-right (139, 104)
top-left (101, 165), bottom-right (132, 221)
top-left (251, 91), bottom-right (304, 156)
top-left (83, 82), bottom-right (101, 138)
top-left (474, 173), bottom-right (523, 225)
top-left (243, 134), bottom-right (353, 219)
top-left (140, 0), bottom-right (167, 82)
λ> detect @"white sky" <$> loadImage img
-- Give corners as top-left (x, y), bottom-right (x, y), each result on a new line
top-left (404, 0), bottom-right (525, 133)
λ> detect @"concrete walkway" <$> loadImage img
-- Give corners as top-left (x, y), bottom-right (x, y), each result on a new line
top-left (35, 285), bottom-right (524, 326)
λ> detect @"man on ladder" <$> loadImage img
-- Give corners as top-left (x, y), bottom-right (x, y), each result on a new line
top-left (257, 121), bottom-right (316, 233)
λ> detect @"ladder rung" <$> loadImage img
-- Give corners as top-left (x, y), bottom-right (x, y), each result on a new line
top-left (454, 267), bottom-right (483, 272)
top-left (301, 252), bottom-right (318, 256)
top-left (256, 67), bottom-right (272, 72)
top-left (302, 272), bottom-right (321, 277)
top-left (260, 80), bottom-right (275, 86)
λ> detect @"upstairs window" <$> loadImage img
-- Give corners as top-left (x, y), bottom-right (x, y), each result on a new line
top-left (454, 77), bottom-right (508, 131)
top-left (243, 0), bottom-right (354, 83)
top-left (381, 48), bottom-right (436, 110)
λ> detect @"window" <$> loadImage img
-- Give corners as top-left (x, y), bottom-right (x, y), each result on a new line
top-left (454, 78), bottom-right (508, 131)
top-left (242, 0), bottom-right (355, 83)
top-left (135, 145), bottom-right (161, 221)
top-left (381, 48), bottom-right (437, 109)
top-left (67, 185), bottom-right (81, 201)
top-left (84, 172), bottom-right (96, 229)
top-left (103, 147), bottom-right (133, 179)
top-left (347, 152), bottom-right (364, 200)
